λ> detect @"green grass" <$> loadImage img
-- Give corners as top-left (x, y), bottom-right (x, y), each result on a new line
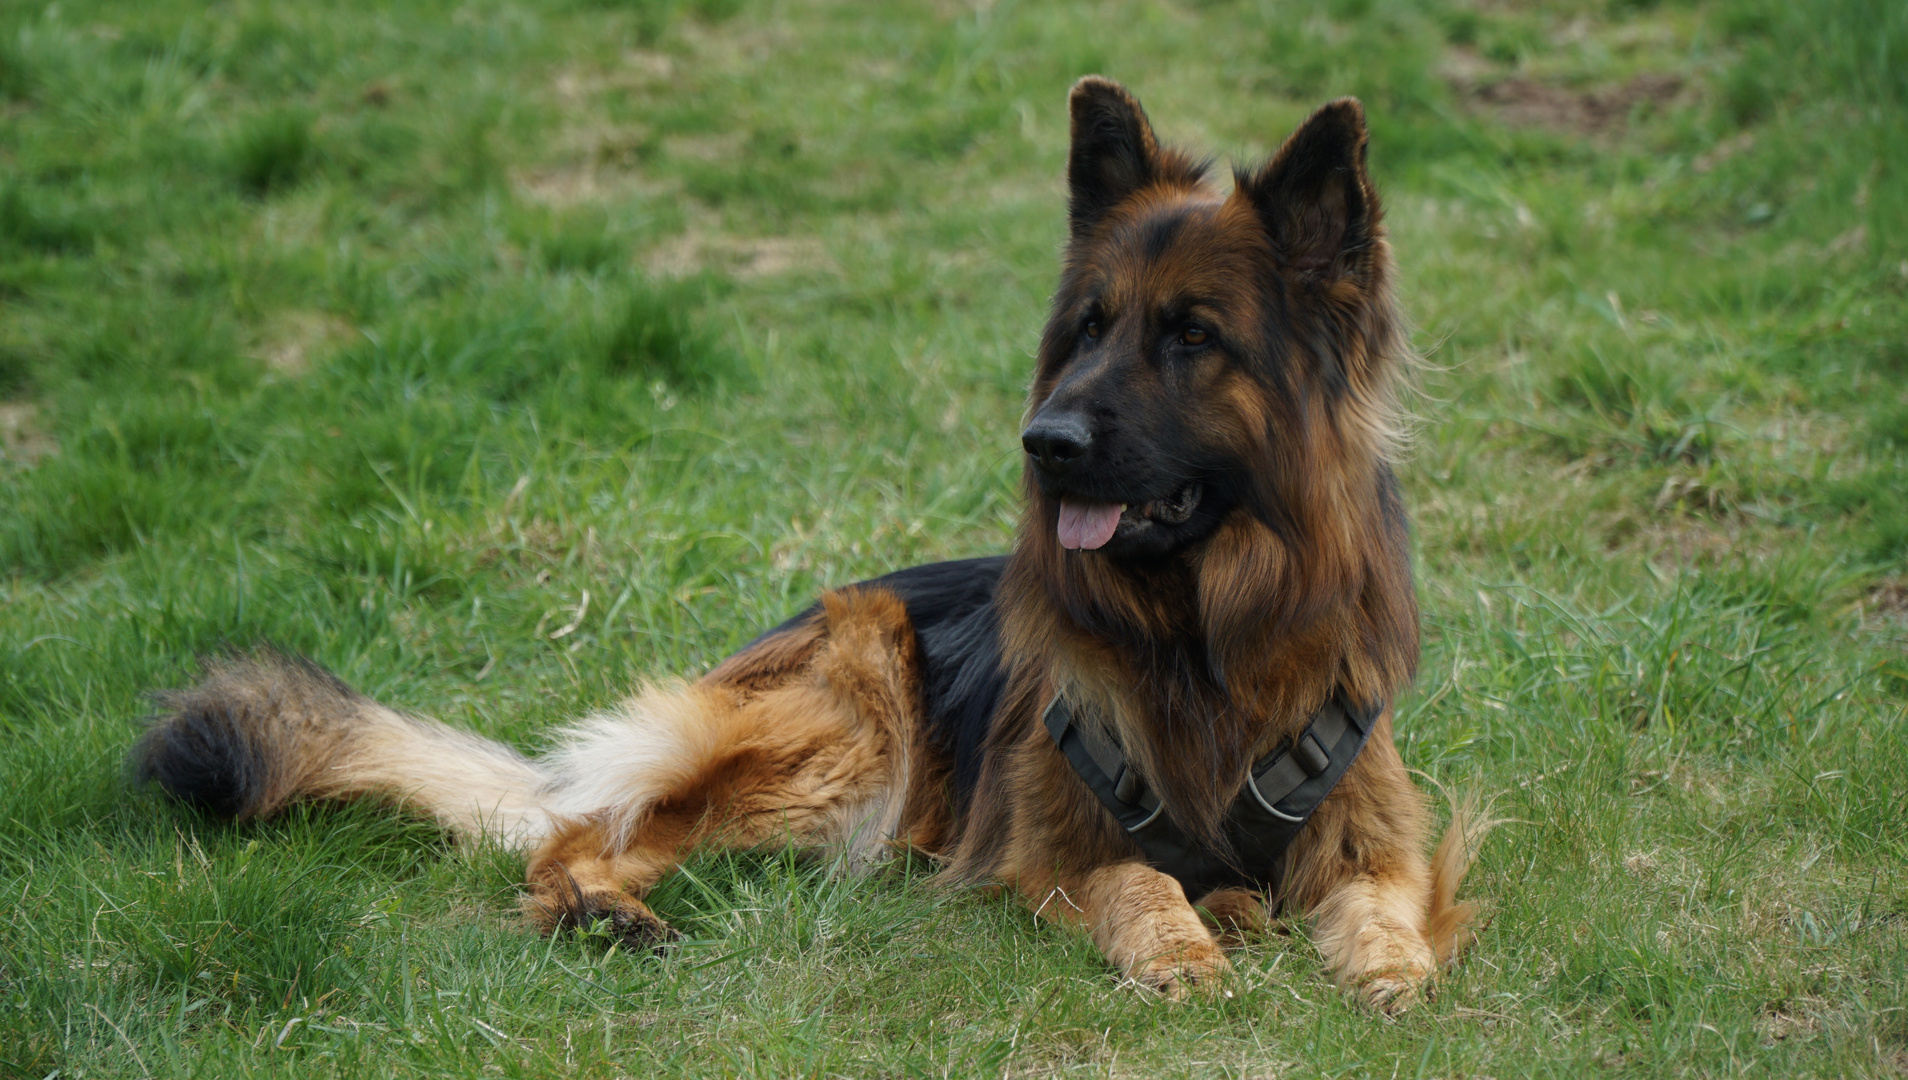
top-left (1, 0), bottom-right (1904, 1075)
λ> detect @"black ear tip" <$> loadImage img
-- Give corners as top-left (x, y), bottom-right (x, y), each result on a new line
top-left (1069, 76), bottom-right (1140, 118)
top-left (1070, 74), bottom-right (1127, 98)
top-left (1307, 97), bottom-right (1368, 139)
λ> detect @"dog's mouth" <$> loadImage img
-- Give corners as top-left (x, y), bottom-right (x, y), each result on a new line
top-left (1056, 482), bottom-right (1204, 551)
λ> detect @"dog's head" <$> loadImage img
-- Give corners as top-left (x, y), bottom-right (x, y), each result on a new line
top-left (1022, 78), bottom-right (1406, 571)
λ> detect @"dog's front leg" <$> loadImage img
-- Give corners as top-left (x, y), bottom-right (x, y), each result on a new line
top-left (1045, 861), bottom-right (1231, 999)
top-left (1284, 715), bottom-right (1439, 1011)
top-left (1304, 864), bottom-right (1436, 1011)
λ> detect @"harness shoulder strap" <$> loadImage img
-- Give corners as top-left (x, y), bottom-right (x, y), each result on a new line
top-left (1043, 698), bottom-right (1161, 832)
top-left (1244, 696), bottom-right (1372, 822)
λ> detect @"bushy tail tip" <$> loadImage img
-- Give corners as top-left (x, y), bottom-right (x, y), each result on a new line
top-left (133, 648), bottom-right (555, 846)
top-left (131, 649), bottom-right (369, 821)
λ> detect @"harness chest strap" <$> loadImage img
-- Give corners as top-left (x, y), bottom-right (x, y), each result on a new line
top-left (1041, 692), bottom-right (1380, 896)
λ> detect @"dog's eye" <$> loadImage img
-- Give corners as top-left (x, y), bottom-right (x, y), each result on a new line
top-left (1083, 320), bottom-right (1102, 340)
top-left (1179, 327), bottom-right (1209, 347)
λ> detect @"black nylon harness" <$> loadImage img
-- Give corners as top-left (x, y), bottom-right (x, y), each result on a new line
top-left (1042, 693), bottom-right (1379, 899)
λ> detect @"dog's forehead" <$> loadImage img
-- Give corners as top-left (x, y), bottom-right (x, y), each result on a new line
top-left (1089, 193), bottom-right (1266, 313)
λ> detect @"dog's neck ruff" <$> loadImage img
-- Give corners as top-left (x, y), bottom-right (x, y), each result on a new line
top-left (1042, 692), bottom-right (1379, 899)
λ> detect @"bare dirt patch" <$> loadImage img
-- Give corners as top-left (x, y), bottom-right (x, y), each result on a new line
top-left (1756, 1003), bottom-right (1823, 1047)
top-left (254, 310), bottom-right (355, 377)
top-left (1693, 132), bottom-right (1756, 174)
top-left (0, 401), bottom-right (57, 466)
top-left (1873, 581), bottom-right (1908, 614)
top-left (1861, 579), bottom-right (1908, 632)
top-left (661, 132), bottom-right (746, 164)
top-left (1621, 850), bottom-right (1661, 878)
top-left (513, 122), bottom-right (668, 209)
top-left (521, 62), bottom-right (678, 210)
top-left (1603, 510), bottom-right (1742, 565)
top-left (1453, 61), bottom-right (1686, 136)
top-left (515, 163), bottom-right (663, 208)
top-left (552, 64), bottom-right (652, 105)
top-left (644, 228), bottom-right (832, 280)
top-left (1652, 474), bottom-right (1736, 517)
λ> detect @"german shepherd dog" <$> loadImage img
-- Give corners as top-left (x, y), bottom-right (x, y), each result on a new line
top-left (134, 79), bottom-right (1487, 1010)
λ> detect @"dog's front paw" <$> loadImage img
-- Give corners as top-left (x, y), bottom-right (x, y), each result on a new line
top-left (1349, 964), bottom-right (1429, 1013)
top-left (1131, 944), bottom-right (1232, 1001)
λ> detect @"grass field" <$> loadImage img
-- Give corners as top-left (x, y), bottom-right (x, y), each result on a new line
top-left (2, 0), bottom-right (1905, 1075)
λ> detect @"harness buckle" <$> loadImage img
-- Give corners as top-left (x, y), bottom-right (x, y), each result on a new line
top-left (1291, 732), bottom-right (1330, 777)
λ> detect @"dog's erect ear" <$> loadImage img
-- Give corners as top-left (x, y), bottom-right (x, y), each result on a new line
top-left (1067, 76), bottom-right (1161, 234)
top-left (1243, 98), bottom-right (1378, 278)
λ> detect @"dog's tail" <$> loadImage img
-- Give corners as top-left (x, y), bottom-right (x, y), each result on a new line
top-left (132, 650), bottom-right (553, 846)
top-left (1425, 789), bottom-right (1499, 966)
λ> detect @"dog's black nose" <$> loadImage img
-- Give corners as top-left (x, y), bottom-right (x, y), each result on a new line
top-left (1022, 414), bottom-right (1092, 472)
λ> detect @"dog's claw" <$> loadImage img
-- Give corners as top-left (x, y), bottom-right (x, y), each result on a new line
top-left (1352, 968), bottom-right (1428, 1013)
top-left (605, 907), bottom-right (678, 952)
top-left (557, 890), bottom-right (678, 954)
top-left (1132, 949), bottom-right (1231, 1002)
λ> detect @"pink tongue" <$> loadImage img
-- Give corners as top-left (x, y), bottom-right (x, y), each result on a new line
top-left (1057, 498), bottom-right (1124, 551)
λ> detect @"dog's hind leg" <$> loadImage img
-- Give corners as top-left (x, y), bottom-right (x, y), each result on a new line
top-left (522, 588), bottom-right (925, 950)
top-left (524, 819), bottom-right (684, 948)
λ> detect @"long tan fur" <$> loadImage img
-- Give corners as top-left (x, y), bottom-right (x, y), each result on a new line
top-left (1428, 793), bottom-right (1499, 966)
